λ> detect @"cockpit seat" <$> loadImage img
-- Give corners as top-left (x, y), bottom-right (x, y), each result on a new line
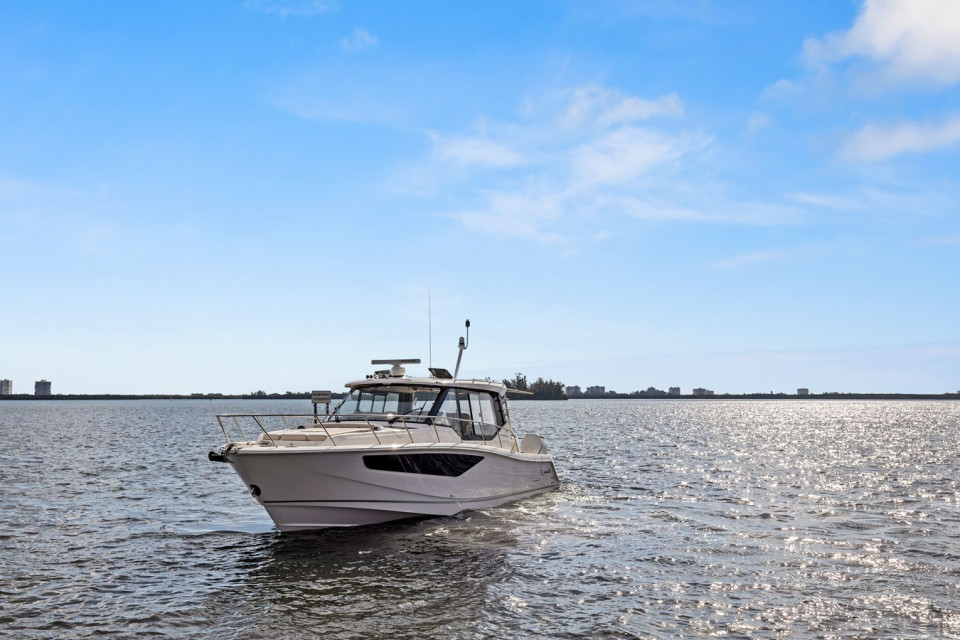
top-left (520, 433), bottom-right (547, 455)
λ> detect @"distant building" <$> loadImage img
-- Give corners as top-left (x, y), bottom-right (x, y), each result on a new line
top-left (0, 379), bottom-right (11, 395)
top-left (640, 386), bottom-right (667, 397)
top-left (692, 387), bottom-right (714, 397)
top-left (797, 388), bottom-right (810, 396)
top-left (586, 385), bottom-right (605, 396)
top-left (565, 386), bottom-right (582, 397)
top-left (34, 380), bottom-right (51, 396)
top-left (668, 387), bottom-right (681, 396)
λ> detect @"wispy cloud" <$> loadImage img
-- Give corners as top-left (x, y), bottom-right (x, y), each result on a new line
top-left (709, 250), bottom-right (784, 270)
top-left (840, 114), bottom-right (960, 161)
top-left (560, 86), bottom-right (684, 129)
top-left (396, 84), bottom-right (725, 244)
top-left (429, 132), bottom-right (526, 167)
top-left (760, 79), bottom-right (801, 102)
top-left (341, 27), bottom-right (378, 53)
top-left (744, 112), bottom-right (771, 135)
top-left (243, 0), bottom-right (339, 17)
top-left (267, 82), bottom-right (399, 124)
top-left (788, 185), bottom-right (956, 221)
top-left (570, 127), bottom-right (707, 188)
top-left (0, 176), bottom-right (80, 201)
top-left (789, 191), bottom-right (865, 212)
top-left (455, 188), bottom-right (565, 244)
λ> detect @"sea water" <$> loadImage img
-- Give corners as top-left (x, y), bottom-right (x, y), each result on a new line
top-left (1, 399), bottom-right (959, 638)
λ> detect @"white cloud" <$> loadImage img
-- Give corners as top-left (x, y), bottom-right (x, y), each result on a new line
top-left (840, 114), bottom-right (960, 161)
top-left (804, 0), bottom-right (960, 87)
top-left (341, 27), bottom-right (378, 53)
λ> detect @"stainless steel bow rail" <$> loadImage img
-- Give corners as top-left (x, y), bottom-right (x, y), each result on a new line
top-left (213, 413), bottom-right (520, 451)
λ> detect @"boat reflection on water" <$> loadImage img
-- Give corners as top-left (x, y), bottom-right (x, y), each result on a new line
top-left (206, 515), bottom-right (523, 639)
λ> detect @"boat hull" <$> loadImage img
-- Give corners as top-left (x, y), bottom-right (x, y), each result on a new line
top-left (225, 445), bottom-right (559, 531)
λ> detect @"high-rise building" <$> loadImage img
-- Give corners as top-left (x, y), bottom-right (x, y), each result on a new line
top-left (668, 387), bottom-right (681, 396)
top-left (0, 379), bottom-right (11, 395)
top-left (34, 380), bottom-right (51, 396)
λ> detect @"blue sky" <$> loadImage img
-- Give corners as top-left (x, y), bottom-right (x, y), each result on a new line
top-left (2, 0), bottom-right (959, 394)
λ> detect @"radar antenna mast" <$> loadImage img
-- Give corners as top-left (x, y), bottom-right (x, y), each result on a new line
top-left (453, 319), bottom-right (470, 379)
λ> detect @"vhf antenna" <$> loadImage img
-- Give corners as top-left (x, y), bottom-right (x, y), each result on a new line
top-left (453, 319), bottom-right (470, 379)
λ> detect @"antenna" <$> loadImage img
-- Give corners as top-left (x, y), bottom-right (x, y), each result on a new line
top-left (428, 293), bottom-right (432, 368)
top-left (453, 319), bottom-right (470, 379)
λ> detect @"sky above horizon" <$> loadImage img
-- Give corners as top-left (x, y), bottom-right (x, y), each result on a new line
top-left (2, 0), bottom-right (959, 395)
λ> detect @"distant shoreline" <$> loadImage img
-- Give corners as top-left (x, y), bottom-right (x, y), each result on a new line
top-left (1, 393), bottom-right (958, 401)
top-left (563, 393), bottom-right (960, 401)
top-left (0, 393), bottom-right (325, 401)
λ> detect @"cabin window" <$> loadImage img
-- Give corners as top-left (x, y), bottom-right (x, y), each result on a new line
top-left (434, 389), bottom-right (502, 439)
top-left (335, 386), bottom-right (442, 416)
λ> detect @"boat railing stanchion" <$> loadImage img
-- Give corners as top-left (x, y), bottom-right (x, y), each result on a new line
top-left (367, 416), bottom-right (384, 445)
top-left (397, 416), bottom-right (416, 443)
top-left (320, 422), bottom-right (334, 443)
top-left (216, 415), bottom-right (231, 445)
top-left (232, 415), bottom-right (249, 443)
top-left (251, 415), bottom-right (277, 446)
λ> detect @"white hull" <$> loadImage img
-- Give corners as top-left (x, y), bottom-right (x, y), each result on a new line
top-left (211, 359), bottom-right (561, 531)
top-left (227, 445), bottom-right (559, 531)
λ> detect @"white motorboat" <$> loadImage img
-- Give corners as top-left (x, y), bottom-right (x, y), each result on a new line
top-left (209, 322), bottom-right (560, 531)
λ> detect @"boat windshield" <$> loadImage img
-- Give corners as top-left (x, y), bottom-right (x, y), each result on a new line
top-left (333, 385), bottom-right (443, 420)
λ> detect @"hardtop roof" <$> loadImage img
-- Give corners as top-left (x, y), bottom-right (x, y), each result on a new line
top-left (345, 376), bottom-right (508, 396)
